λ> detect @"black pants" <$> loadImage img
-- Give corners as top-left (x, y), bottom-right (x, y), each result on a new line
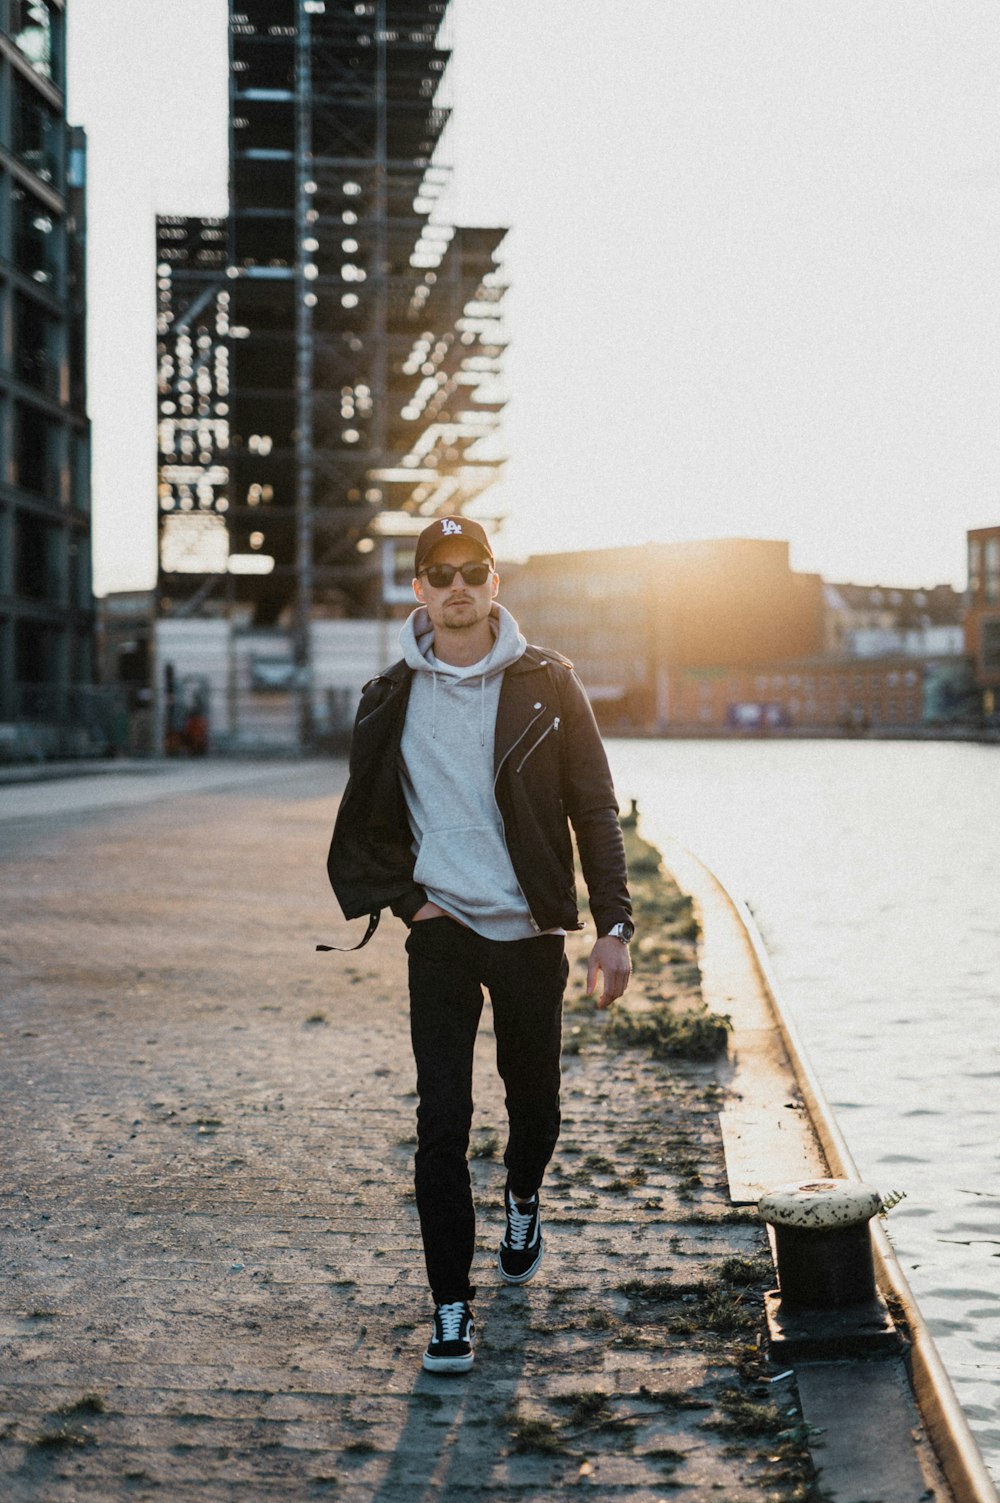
top-left (405, 917), bottom-right (568, 1305)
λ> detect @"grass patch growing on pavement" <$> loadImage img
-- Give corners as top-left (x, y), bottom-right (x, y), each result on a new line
top-left (606, 1001), bottom-right (732, 1061)
top-left (469, 1131), bottom-right (499, 1159)
top-left (503, 1406), bottom-right (564, 1454)
top-left (30, 1424), bottom-right (96, 1452)
top-left (705, 1386), bottom-right (786, 1438)
top-left (55, 1393), bottom-right (106, 1417)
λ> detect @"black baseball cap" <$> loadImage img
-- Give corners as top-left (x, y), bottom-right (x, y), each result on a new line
top-left (414, 515), bottom-right (494, 576)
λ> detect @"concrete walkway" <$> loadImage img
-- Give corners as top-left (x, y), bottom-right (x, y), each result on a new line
top-left (0, 763), bottom-right (814, 1501)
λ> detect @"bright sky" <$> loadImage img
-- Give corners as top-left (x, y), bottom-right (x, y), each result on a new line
top-left (68, 0), bottom-right (999, 596)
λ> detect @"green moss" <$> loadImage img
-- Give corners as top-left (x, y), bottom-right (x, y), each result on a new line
top-left (638, 1384), bottom-right (713, 1412)
top-left (469, 1131), bottom-right (499, 1159)
top-left (718, 1253), bottom-right (774, 1287)
top-left (697, 1288), bottom-right (760, 1334)
top-left (582, 1152), bottom-right (615, 1173)
top-left (584, 1307), bottom-right (619, 1331)
top-left (503, 1406), bottom-right (564, 1454)
top-left (680, 1207), bottom-right (762, 1226)
top-left (55, 1393), bottom-right (106, 1416)
top-left (706, 1386), bottom-right (785, 1438)
top-left (607, 1002), bottom-right (732, 1061)
top-left (30, 1425), bottom-right (95, 1451)
top-left (615, 1277), bottom-right (698, 1301)
top-left (556, 1391), bottom-right (614, 1427)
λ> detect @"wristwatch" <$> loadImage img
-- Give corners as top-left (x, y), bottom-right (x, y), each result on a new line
top-left (606, 921), bottom-right (635, 945)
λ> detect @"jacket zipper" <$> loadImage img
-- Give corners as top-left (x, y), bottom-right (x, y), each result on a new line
top-left (493, 707), bottom-right (544, 789)
top-left (514, 716), bottom-right (560, 774)
top-left (493, 707), bottom-right (546, 930)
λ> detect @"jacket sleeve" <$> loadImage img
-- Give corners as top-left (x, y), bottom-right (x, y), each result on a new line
top-left (327, 676), bottom-right (427, 924)
top-left (556, 667), bottom-right (632, 936)
top-left (389, 885), bottom-right (428, 925)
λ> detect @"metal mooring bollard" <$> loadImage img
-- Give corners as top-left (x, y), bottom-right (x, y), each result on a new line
top-left (758, 1179), bottom-right (903, 1359)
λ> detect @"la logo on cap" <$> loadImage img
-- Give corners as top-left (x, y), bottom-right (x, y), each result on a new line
top-left (441, 519), bottom-right (463, 536)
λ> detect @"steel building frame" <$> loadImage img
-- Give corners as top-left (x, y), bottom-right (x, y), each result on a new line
top-left (158, 0), bottom-right (508, 730)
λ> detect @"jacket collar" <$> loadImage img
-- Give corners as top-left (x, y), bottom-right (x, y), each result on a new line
top-left (380, 642), bottom-right (569, 689)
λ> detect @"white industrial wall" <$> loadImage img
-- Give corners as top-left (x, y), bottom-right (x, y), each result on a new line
top-left (154, 617), bottom-right (396, 752)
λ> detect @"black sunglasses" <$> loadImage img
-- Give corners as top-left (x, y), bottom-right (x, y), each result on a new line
top-left (421, 561), bottom-right (492, 588)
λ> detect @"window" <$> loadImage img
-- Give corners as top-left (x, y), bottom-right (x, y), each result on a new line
top-left (71, 431), bottom-right (90, 513)
top-left (16, 618), bottom-right (61, 685)
top-left (12, 1), bottom-right (62, 80)
top-left (16, 512), bottom-right (64, 601)
top-left (14, 402), bottom-right (62, 497)
top-left (982, 619), bottom-right (1000, 674)
top-left (985, 538), bottom-right (1000, 605)
top-left (969, 540), bottom-right (982, 598)
top-left (69, 532), bottom-right (91, 608)
top-left (12, 185), bottom-right (61, 288)
top-left (15, 294), bottom-right (63, 397)
top-left (13, 74), bottom-right (61, 184)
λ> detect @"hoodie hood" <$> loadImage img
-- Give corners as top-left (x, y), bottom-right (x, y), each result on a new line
top-left (397, 600), bottom-right (541, 939)
top-left (399, 602), bottom-right (526, 679)
top-left (398, 602), bottom-right (526, 748)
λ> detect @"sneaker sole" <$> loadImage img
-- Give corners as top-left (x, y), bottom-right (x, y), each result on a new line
top-left (422, 1350), bottom-right (474, 1374)
top-left (498, 1235), bottom-right (543, 1285)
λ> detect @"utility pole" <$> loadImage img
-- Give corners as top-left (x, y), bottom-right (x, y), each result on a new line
top-left (294, 0), bottom-right (315, 749)
top-left (372, 0), bottom-right (388, 471)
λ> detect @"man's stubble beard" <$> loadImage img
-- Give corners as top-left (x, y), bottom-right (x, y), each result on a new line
top-left (441, 600), bottom-right (484, 630)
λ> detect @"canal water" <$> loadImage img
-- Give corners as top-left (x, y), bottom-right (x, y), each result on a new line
top-left (606, 737), bottom-right (1000, 1477)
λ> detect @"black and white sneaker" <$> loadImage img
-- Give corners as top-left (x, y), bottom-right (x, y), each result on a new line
top-left (422, 1300), bottom-right (475, 1373)
top-left (498, 1186), bottom-right (543, 1284)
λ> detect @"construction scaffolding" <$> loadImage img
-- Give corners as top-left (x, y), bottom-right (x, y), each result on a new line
top-left (156, 0), bottom-right (508, 741)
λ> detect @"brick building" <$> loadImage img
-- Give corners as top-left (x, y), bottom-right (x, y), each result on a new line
top-left (500, 538), bottom-right (824, 727)
top-left (965, 525), bottom-right (1000, 718)
top-left (823, 581), bottom-right (964, 656)
top-left (665, 653), bottom-right (969, 732)
top-left (500, 536), bottom-right (973, 734)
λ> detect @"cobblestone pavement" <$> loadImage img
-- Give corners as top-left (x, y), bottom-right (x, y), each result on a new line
top-left (0, 763), bottom-right (808, 1501)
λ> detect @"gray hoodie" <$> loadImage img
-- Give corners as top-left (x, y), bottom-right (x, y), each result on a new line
top-left (398, 603), bottom-right (542, 940)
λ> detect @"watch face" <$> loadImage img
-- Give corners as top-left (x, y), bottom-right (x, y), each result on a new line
top-left (611, 921), bottom-right (635, 943)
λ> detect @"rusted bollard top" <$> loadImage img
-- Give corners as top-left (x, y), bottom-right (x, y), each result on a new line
top-left (758, 1178), bottom-right (882, 1230)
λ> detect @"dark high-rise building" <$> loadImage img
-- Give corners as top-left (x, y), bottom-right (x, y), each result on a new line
top-left (0, 0), bottom-right (94, 753)
top-left (157, 0), bottom-right (507, 640)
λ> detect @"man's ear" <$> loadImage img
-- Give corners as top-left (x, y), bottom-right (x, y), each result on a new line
top-left (491, 571), bottom-right (500, 599)
top-left (413, 576), bottom-right (426, 603)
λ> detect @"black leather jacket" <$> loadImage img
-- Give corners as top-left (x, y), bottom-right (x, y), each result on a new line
top-left (327, 643), bottom-right (631, 936)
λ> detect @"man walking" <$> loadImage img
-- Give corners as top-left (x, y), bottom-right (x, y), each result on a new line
top-left (327, 516), bottom-right (632, 1373)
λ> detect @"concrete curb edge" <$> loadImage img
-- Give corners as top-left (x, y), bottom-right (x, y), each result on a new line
top-left (662, 836), bottom-right (999, 1503)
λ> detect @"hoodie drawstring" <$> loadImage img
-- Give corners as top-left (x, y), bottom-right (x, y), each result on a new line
top-left (431, 669), bottom-right (437, 739)
top-left (480, 673), bottom-right (486, 747)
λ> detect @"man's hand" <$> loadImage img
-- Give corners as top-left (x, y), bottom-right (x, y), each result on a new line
top-left (586, 936), bottom-right (631, 1010)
